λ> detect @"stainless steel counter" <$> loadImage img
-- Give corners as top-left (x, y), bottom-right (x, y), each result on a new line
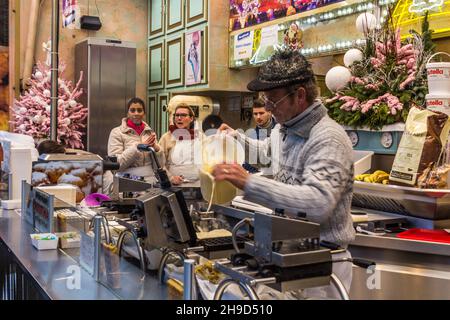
top-left (352, 233), bottom-right (450, 258)
top-left (0, 209), bottom-right (172, 300)
top-left (2, 203), bottom-right (450, 300)
top-left (348, 233), bottom-right (450, 299)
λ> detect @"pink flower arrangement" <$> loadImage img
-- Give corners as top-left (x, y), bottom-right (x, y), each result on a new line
top-left (338, 96), bottom-right (361, 112)
top-left (360, 93), bottom-right (403, 115)
top-left (10, 62), bottom-right (88, 149)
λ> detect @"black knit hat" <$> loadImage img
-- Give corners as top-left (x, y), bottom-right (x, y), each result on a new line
top-left (247, 50), bottom-right (315, 92)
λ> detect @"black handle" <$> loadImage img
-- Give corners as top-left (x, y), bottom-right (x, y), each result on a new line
top-left (137, 144), bottom-right (172, 189)
top-left (103, 160), bottom-right (120, 171)
top-left (137, 144), bottom-right (153, 152)
top-left (352, 258), bottom-right (376, 269)
top-left (156, 168), bottom-right (171, 189)
top-left (320, 241), bottom-right (342, 251)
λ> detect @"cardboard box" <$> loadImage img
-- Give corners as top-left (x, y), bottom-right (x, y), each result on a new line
top-left (30, 233), bottom-right (58, 250)
top-left (37, 185), bottom-right (77, 207)
top-left (56, 232), bottom-right (81, 249)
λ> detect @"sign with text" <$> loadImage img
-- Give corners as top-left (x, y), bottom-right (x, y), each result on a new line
top-left (21, 181), bottom-right (35, 226)
top-left (234, 31), bottom-right (255, 60)
top-left (260, 25), bottom-right (279, 48)
top-left (33, 188), bottom-right (54, 233)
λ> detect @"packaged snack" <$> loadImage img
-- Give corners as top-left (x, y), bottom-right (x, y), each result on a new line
top-left (390, 107), bottom-right (450, 186)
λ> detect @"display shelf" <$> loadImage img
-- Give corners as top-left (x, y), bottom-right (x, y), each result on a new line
top-left (228, 0), bottom-right (397, 69)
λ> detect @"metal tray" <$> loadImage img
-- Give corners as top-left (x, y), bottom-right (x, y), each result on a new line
top-left (352, 181), bottom-right (450, 220)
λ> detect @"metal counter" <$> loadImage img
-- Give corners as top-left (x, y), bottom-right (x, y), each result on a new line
top-left (0, 209), bottom-right (172, 300)
top-left (348, 233), bottom-right (450, 300)
top-left (214, 203), bottom-right (450, 299)
top-left (2, 204), bottom-right (450, 300)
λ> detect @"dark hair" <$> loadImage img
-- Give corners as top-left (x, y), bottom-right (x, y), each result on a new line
top-left (202, 114), bottom-right (223, 134)
top-left (127, 97), bottom-right (146, 111)
top-left (252, 98), bottom-right (266, 109)
top-left (37, 140), bottom-right (66, 155)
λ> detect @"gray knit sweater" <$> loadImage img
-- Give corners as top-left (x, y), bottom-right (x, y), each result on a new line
top-left (241, 101), bottom-right (355, 247)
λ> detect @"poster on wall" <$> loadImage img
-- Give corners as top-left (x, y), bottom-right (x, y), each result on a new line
top-left (260, 24), bottom-right (279, 47)
top-left (185, 30), bottom-right (202, 86)
top-left (0, 45), bottom-right (8, 131)
top-left (62, 0), bottom-right (80, 29)
top-left (0, 0), bottom-right (9, 132)
top-left (234, 31), bottom-right (255, 60)
top-left (229, 0), bottom-right (344, 31)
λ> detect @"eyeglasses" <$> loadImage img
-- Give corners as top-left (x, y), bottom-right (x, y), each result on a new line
top-left (129, 108), bottom-right (144, 113)
top-left (261, 91), bottom-right (296, 111)
top-left (174, 113), bottom-right (190, 118)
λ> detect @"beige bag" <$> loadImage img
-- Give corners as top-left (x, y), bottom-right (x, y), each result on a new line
top-left (390, 107), bottom-right (450, 186)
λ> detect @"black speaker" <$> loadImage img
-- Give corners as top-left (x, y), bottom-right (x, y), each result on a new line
top-left (80, 15), bottom-right (102, 31)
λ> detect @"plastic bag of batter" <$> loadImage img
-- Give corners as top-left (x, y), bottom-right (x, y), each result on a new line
top-left (199, 134), bottom-right (245, 209)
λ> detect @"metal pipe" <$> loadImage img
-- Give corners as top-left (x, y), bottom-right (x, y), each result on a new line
top-left (249, 277), bottom-right (277, 286)
top-left (50, 0), bottom-right (60, 141)
top-left (116, 230), bottom-right (146, 277)
top-left (184, 246), bottom-right (204, 252)
top-left (157, 249), bottom-right (185, 284)
top-left (183, 259), bottom-right (197, 300)
top-left (330, 273), bottom-right (350, 300)
top-left (93, 216), bottom-right (102, 281)
top-left (100, 216), bottom-right (111, 245)
top-left (22, 0), bottom-right (40, 87)
top-left (231, 218), bottom-right (253, 253)
top-left (89, 215), bottom-right (111, 244)
top-left (213, 279), bottom-right (259, 300)
top-left (11, 0), bottom-right (21, 102)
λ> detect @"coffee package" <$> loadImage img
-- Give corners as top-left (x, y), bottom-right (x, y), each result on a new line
top-left (390, 107), bottom-right (450, 187)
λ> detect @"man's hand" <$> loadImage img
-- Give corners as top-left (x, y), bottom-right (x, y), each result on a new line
top-left (170, 175), bottom-right (184, 185)
top-left (142, 132), bottom-right (160, 152)
top-left (218, 123), bottom-right (236, 136)
top-left (212, 163), bottom-right (250, 190)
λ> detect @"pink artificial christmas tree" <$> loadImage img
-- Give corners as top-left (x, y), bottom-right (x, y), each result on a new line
top-left (10, 61), bottom-right (87, 149)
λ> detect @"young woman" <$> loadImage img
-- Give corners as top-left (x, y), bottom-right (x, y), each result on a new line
top-left (107, 97), bottom-right (162, 184)
top-left (159, 103), bottom-right (202, 185)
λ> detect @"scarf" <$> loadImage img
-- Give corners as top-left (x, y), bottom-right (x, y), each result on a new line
top-left (127, 119), bottom-right (145, 136)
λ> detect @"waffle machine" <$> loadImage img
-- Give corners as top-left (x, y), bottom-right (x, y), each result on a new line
top-left (213, 212), bottom-right (333, 294)
top-left (114, 145), bottom-right (247, 269)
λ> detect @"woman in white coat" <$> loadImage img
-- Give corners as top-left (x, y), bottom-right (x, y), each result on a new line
top-left (107, 97), bottom-right (163, 186)
top-left (159, 103), bottom-right (202, 185)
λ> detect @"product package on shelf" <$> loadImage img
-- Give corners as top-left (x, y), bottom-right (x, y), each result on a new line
top-left (425, 52), bottom-right (450, 165)
top-left (425, 52), bottom-right (450, 115)
top-left (389, 106), bottom-right (450, 187)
